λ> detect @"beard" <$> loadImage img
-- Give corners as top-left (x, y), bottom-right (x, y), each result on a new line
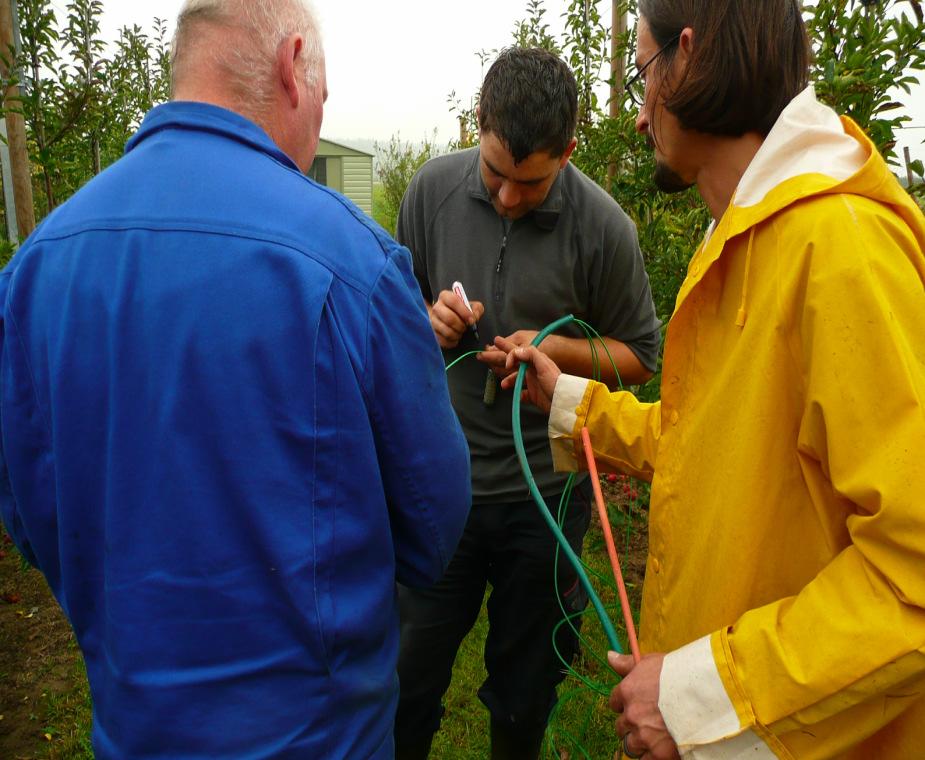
top-left (653, 158), bottom-right (693, 194)
top-left (646, 134), bottom-right (693, 194)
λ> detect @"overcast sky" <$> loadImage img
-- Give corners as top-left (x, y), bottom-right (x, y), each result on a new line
top-left (77, 0), bottom-right (925, 165)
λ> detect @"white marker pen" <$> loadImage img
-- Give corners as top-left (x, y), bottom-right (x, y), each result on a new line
top-left (451, 281), bottom-right (481, 344)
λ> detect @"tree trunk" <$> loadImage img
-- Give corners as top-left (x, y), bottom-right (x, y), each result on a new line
top-left (0, 0), bottom-right (36, 237)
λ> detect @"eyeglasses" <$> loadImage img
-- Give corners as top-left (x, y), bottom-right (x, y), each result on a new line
top-left (624, 35), bottom-right (680, 107)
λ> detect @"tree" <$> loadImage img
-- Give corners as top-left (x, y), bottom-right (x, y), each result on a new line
top-left (807, 0), bottom-right (925, 166)
top-left (374, 131), bottom-right (442, 236)
top-left (0, 0), bottom-right (171, 228)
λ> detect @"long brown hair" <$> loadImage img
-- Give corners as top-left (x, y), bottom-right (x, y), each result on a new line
top-left (639, 0), bottom-right (811, 137)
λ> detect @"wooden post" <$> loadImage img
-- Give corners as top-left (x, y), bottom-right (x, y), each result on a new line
top-left (610, 0), bottom-right (627, 116)
top-left (0, 0), bottom-right (35, 241)
top-left (904, 146), bottom-right (915, 188)
top-left (607, 1), bottom-right (628, 190)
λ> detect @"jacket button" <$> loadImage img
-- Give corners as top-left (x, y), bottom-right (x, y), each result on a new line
top-left (651, 557), bottom-right (661, 574)
top-left (670, 409), bottom-right (680, 425)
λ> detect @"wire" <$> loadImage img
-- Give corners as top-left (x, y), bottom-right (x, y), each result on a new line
top-left (443, 315), bottom-right (641, 757)
top-left (511, 314), bottom-right (623, 653)
top-left (581, 427), bottom-right (641, 663)
top-left (444, 349), bottom-right (483, 372)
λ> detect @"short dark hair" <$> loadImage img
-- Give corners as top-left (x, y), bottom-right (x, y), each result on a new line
top-left (478, 47), bottom-right (578, 163)
top-left (639, 0), bottom-right (810, 137)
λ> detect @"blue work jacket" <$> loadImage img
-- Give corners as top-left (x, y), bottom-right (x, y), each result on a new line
top-left (0, 102), bottom-right (471, 758)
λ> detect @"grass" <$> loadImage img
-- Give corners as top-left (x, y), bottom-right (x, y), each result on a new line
top-left (430, 481), bottom-right (648, 759)
top-left (42, 651), bottom-right (92, 760)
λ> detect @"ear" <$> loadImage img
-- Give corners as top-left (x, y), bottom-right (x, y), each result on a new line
top-left (559, 137), bottom-right (578, 168)
top-left (278, 33), bottom-right (304, 109)
top-left (678, 26), bottom-right (695, 63)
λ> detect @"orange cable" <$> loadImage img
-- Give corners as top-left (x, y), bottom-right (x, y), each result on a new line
top-left (580, 427), bottom-right (641, 663)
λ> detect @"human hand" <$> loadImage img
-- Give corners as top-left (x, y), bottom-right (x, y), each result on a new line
top-left (608, 652), bottom-right (679, 760)
top-left (429, 290), bottom-right (485, 349)
top-left (476, 331), bottom-right (542, 379)
top-left (496, 343), bottom-right (561, 414)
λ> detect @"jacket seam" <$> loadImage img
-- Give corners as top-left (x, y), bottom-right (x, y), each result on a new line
top-left (26, 222), bottom-right (381, 298)
top-left (361, 253), bottom-right (448, 569)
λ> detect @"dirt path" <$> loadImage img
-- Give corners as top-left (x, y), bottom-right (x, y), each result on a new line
top-left (0, 527), bottom-right (89, 759)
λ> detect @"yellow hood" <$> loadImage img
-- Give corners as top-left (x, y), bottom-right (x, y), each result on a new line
top-left (676, 86), bottom-right (925, 330)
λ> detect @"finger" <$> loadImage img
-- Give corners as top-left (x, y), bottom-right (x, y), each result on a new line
top-left (614, 713), bottom-right (630, 737)
top-left (609, 683), bottom-right (625, 714)
top-left (608, 651), bottom-right (636, 677)
top-left (500, 372), bottom-right (520, 391)
top-left (431, 315), bottom-right (462, 348)
top-left (503, 347), bottom-right (525, 373)
top-left (477, 349), bottom-right (507, 369)
top-left (493, 335), bottom-right (518, 353)
top-left (437, 290), bottom-right (476, 327)
top-left (448, 291), bottom-right (478, 324)
top-left (433, 300), bottom-right (469, 334)
top-left (622, 731), bottom-right (646, 760)
top-left (470, 300), bottom-right (485, 321)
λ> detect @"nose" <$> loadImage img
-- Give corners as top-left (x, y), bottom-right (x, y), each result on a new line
top-left (635, 105), bottom-right (649, 136)
top-left (498, 181), bottom-right (521, 209)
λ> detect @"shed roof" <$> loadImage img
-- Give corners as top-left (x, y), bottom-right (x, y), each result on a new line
top-left (315, 138), bottom-right (373, 158)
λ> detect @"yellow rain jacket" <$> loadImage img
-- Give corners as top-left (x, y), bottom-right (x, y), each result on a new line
top-left (549, 88), bottom-right (925, 758)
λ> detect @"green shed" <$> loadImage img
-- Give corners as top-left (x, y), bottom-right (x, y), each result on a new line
top-left (308, 138), bottom-right (374, 214)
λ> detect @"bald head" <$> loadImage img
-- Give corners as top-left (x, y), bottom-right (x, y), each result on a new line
top-left (170, 0), bottom-right (326, 172)
top-left (171, 0), bottom-right (324, 122)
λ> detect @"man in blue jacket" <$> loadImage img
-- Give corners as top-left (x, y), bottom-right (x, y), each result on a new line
top-left (0, 1), bottom-right (471, 757)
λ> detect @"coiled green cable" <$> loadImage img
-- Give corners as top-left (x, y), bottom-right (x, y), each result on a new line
top-left (510, 314), bottom-right (623, 654)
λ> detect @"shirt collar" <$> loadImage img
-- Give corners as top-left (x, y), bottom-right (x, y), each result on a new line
top-left (125, 101), bottom-right (300, 172)
top-left (465, 147), bottom-right (564, 231)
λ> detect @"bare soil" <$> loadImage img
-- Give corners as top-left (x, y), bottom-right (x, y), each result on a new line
top-left (0, 527), bottom-right (89, 759)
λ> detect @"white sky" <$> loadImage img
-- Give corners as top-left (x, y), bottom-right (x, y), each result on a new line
top-left (80, 0), bottom-right (925, 167)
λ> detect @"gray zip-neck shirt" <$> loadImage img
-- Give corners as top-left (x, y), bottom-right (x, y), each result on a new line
top-left (397, 147), bottom-right (660, 504)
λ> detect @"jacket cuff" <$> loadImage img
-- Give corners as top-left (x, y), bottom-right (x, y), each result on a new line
top-left (659, 635), bottom-right (776, 758)
top-left (548, 374), bottom-right (591, 472)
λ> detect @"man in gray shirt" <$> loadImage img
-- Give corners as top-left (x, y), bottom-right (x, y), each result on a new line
top-left (394, 47), bottom-right (661, 759)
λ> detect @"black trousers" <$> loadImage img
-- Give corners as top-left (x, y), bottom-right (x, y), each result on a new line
top-left (394, 480), bottom-right (592, 754)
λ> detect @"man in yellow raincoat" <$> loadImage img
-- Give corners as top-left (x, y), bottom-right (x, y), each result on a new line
top-left (499, 1), bottom-right (925, 758)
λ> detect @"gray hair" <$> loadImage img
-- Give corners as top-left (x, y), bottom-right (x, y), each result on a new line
top-left (171, 0), bottom-right (324, 117)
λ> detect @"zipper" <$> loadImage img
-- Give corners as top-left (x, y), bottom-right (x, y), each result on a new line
top-left (495, 233), bottom-right (508, 275)
top-left (494, 226), bottom-right (509, 303)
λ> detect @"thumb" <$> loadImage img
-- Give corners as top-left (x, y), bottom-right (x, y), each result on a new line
top-left (509, 346), bottom-right (531, 364)
top-left (608, 650), bottom-right (635, 677)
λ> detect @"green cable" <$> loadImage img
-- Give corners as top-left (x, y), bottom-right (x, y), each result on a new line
top-left (444, 349), bottom-right (483, 372)
top-left (511, 314), bottom-right (622, 653)
top-left (572, 318), bottom-right (624, 390)
top-left (443, 319), bottom-right (637, 757)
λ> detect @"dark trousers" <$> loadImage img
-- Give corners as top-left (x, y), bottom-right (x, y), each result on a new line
top-left (394, 480), bottom-right (592, 759)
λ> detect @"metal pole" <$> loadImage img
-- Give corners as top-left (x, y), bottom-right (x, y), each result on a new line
top-left (0, 117), bottom-right (18, 240)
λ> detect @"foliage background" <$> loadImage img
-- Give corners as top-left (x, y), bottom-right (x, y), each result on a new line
top-left (0, 0), bottom-right (171, 267)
